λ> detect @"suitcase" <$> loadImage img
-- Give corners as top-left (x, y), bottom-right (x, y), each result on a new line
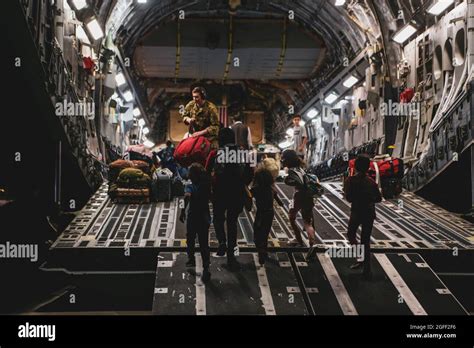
top-left (113, 188), bottom-right (150, 204)
top-left (174, 136), bottom-right (211, 167)
top-left (152, 169), bottom-right (172, 202)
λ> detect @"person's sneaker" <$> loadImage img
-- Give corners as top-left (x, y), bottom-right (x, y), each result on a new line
top-left (185, 258), bottom-right (196, 267)
top-left (215, 244), bottom-right (226, 257)
top-left (201, 268), bottom-right (211, 282)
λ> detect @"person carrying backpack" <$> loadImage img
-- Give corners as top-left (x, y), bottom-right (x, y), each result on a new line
top-left (281, 149), bottom-right (317, 247)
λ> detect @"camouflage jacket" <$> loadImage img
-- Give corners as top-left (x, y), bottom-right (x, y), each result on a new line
top-left (182, 100), bottom-right (220, 146)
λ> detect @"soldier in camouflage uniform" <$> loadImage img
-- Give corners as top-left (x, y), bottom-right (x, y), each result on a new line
top-left (182, 87), bottom-right (220, 148)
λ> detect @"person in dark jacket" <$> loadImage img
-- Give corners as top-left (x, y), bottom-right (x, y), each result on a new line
top-left (343, 154), bottom-right (382, 279)
top-left (208, 128), bottom-right (253, 271)
top-left (179, 163), bottom-right (212, 282)
top-left (230, 113), bottom-right (253, 150)
top-left (251, 164), bottom-right (284, 265)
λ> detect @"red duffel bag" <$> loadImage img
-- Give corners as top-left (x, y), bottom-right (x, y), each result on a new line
top-left (174, 136), bottom-right (211, 168)
top-left (347, 158), bottom-right (404, 180)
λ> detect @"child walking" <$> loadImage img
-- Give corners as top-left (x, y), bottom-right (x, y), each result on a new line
top-left (281, 149), bottom-right (317, 247)
top-left (251, 162), bottom-right (283, 265)
top-left (179, 163), bottom-right (212, 282)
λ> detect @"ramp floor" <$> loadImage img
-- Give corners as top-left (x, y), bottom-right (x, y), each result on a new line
top-left (151, 252), bottom-right (468, 315)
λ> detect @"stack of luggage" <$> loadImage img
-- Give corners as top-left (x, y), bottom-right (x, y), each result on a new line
top-left (345, 156), bottom-right (404, 199)
top-left (108, 160), bottom-right (152, 204)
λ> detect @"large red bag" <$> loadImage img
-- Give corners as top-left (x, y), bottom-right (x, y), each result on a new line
top-left (346, 157), bottom-right (404, 199)
top-left (347, 158), bottom-right (404, 180)
top-left (174, 136), bottom-right (211, 167)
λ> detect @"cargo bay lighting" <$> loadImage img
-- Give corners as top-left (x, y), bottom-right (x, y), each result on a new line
top-left (343, 75), bottom-right (359, 88)
top-left (123, 90), bottom-right (134, 102)
top-left (142, 127), bottom-right (150, 135)
top-left (71, 0), bottom-right (88, 10)
top-left (138, 118), bottom-right (145, 127)
top-left (306, 108), bottom-right (319, 119)
top-left (427, 0), bottom-right (454, 15)
top-left (393, 23), bottom-right (417, 44)
top-left (325, 92), bottom-right (339, 105)
top-left (133, 108), bottom-right (141, 117)
top-left (335, 0), bottom-right (346, 6)
top-left (115, 73), bottom-right (126, 87)
top-left (86, 18), bottom-right (104, 41)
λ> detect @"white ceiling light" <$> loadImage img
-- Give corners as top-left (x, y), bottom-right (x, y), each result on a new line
top-left (286, 128), bottom-right (294, 137)
top-left (335, 0), bottom-right (346, 6)
top-left (133, 108), bottom-right (141, 117)
top-left (142, 127), bottom-right (150, 135)
top-left (138, 118), bottom-right (145, 127)
top-left (306, 108), bottom-right (319, 119)
top-left (325, 92), bottom-right (339, 105)
top-left (76, 25), bottom-right (90, 43)
top-left (71, 0), bottom-right (87, 10)
top-left (144, 140), bottom-right (155, 148)
top-left (115, 73), bottom-right (126, 87)
top-left (427, 0), bottom-right (454, 15)
top-left (123, 90), bottom-right (133, 102)
top-left (137, 0), bottom-right (147, 3)
top-left (393, 23), bottom-right (417, 44)
top-left (299, 120), bottom-right (306, 127)
top-left (343, 75), bottom-right (359, 88)
top-left (86, 18), bottom-right (104, 41)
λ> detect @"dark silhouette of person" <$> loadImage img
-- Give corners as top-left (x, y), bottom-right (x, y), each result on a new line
top-left (179, 163), bottom-right (212, 282)
top-left (207, 128), bottom-right (253, 271)
top-left (343, 154), bottom-right (382, 279)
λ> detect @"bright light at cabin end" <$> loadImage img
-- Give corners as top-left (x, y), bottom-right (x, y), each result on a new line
top-left (142, 127), bottom-right (150, 135)
top-left (138, 118), bottom-right (145, 127)
top-left (133, 108), bottom-right (141, 117)
top-left (335, 0), bottom-right (346, 6)
top-left (393, 23), bottom-right (417, 44)
top-left (427, 0), bottom-right (454, 15)
top-left (86, 19), bottom-right (104, 41)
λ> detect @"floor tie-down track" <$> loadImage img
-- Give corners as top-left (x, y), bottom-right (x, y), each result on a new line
top-left (50, 181), bottom-right (474, 259)
top-left (152, 252), bottom-right (468, 315)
